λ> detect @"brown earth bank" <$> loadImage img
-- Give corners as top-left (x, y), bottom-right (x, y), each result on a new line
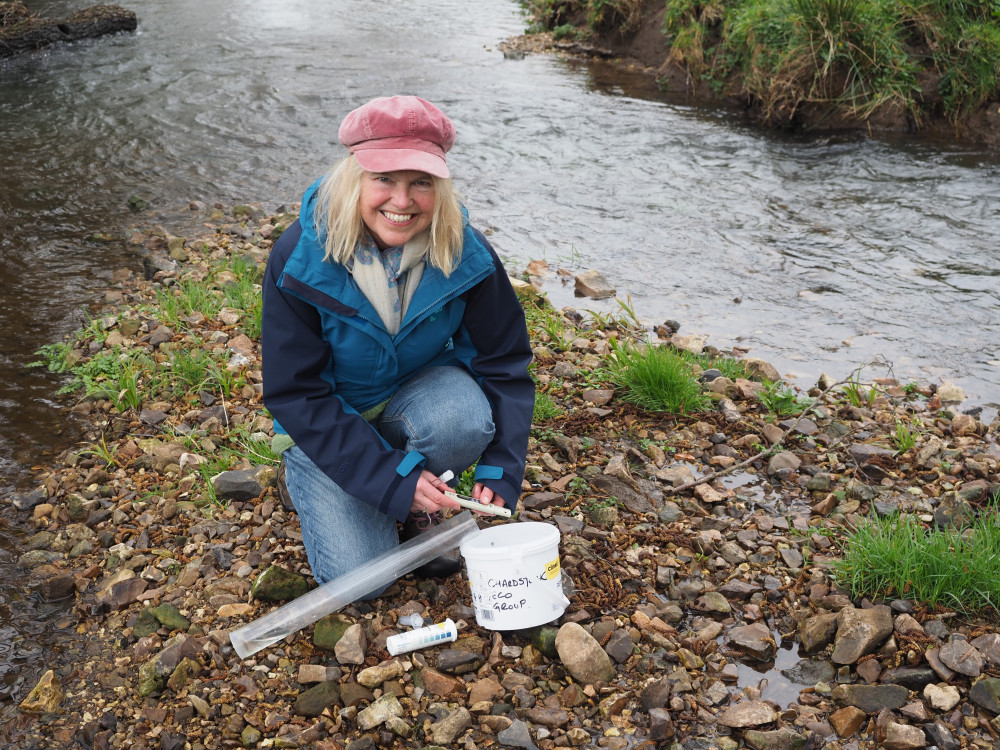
top-left (500, 1), bottom-right (1000, 153)
top-left (0, 2), bottom-right (136, 58)
top-left (2, 202), bottom-right (1000, 750)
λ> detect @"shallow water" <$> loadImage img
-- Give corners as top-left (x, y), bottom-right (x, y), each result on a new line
top-left (1, 0), bottom-right (998, 716)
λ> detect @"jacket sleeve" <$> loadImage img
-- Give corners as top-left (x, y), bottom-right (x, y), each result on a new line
top-left (457, 230), bottom-right (535, 508)
top-left (261, 221), bottom-right (421, 523)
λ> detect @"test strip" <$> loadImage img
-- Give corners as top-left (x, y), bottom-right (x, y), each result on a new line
top-left (445, 492), bottom-right (512, 518)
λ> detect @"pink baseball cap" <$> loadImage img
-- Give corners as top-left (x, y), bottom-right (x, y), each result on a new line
top-left (338, 96), bottom-right (456, 179)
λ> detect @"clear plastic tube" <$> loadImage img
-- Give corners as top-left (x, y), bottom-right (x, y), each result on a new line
top-left (229, 511), bottom-right (479, 659)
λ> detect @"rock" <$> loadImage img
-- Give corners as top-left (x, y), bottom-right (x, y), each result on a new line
top-left (968, 677), bottom-right (1000, 714)
top-left (334, 624), bottom-right (367, 665)
top-left (923, 683), bottom-right (961, 711)
top-left (19, 670), bottom-right (64, 713)
top-left (313, 613), bottom-right (354, 650)
top-left (938, 636), bottom-right (984, 677)
top-left (555, 622), bottom-right (615, 684)
top-left (0, 3), bottom-right (138, 59)
top-left (831, 683), bottom-right (909, 712)
top-left (936, 382), bottom-right (965, 403)
top-left (884, 722), bottom-right (926, 750)
top-left (648, 707), bottom-right (674, 740)
top-left (251, 565), bottom-right (310, 602)
top-left (356, 693), bottom-right (403, 730)
top-left (212, 468), bottom-right (265, 501)
top-left (767, 451), bottom-right (801, 474)
top-left (166, 657), bottom-right (201, 692)
top-left (428, 706), bottom-right (472, 745)
top-left (589, 475), bottom-right (655, 514)
top-left (881, 666), bottom-right (936, 690)
top-left (781, 659), bottom-right (835, 686)
top-left (924, 721), bottom-right (960, 750)
top-left (357, 658), bottom-right (404, 688)
top-left (829, 706), bottom-right (867, 737)
top-left (831, 605), bottom-right (893, 664)
top-left (152, 603), bottom-right (191, 632)
top-left (743, 727), bottom-right (808, 750)
top-left (742, 358), bottom-right (781, 383)
top-left (727, 623), bottom-right (776, 661)
top-left (716, 700), bottom-right (778, 728)
top-left (420, 666), bottom-right (463, 697)
top-left (497, 719), bottom-right (540, 750)
top-left (574, 269), bottom-right (615, 299)
top-left (691, 591), bottom-right (731, 614)
top-left (799, 612), bottom-right (838, 653)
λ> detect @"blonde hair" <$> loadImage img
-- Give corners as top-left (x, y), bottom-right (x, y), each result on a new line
top-left (314, 155), bottom-right (464, 275)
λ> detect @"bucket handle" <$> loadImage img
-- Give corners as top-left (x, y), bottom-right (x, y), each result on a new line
top-left (510, 551), bottom-right (570, 609)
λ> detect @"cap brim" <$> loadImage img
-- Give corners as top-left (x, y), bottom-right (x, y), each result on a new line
top-left (353, 148), bottom-right (450, 179)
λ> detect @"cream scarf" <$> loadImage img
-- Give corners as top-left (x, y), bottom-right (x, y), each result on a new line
top-left (349, 232), bottom-right (429, 335)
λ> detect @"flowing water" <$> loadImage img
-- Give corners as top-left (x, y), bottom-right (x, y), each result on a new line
top-left (1, 0), bottom-right (998, 714)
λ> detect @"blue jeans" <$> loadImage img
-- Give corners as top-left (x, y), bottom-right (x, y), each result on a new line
top-left (282, 366), bottom-right (496, 590)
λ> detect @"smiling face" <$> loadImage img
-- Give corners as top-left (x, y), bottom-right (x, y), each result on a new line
top-left (359, 170), bottom-right (436, 249)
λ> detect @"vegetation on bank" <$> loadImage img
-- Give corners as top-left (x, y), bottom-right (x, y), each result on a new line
top-left (526, 0), bottom-right (1000, 126)
top-left (29, 217), bottom-right (1000, 618)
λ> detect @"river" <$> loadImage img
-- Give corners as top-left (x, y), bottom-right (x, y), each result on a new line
top-left (1, 0), bottom-right (998, 717)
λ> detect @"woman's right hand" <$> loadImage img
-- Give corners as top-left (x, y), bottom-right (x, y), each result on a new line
top-left (410, 470), bottom-right (461, 514)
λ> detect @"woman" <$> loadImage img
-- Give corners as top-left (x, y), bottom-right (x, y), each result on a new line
top-left (262, 96), bottom-right (534, 587)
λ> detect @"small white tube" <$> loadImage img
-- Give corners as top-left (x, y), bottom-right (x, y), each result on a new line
top-left (397, 613), bottom-right (424, 629)
top-left (386, 618), bottom-right (458, 656)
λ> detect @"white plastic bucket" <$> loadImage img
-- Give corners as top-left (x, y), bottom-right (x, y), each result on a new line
top-left (460, 522), bottom-right (569, 630)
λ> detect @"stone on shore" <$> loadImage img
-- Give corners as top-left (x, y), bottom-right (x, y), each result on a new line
top-left (555, 622), bottom-right (615, 684)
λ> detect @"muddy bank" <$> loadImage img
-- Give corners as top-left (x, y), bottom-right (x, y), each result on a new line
top-left (0, 2), bottom-right (136, 58)
top-left (502, 2), bottom-right (1000, 152)
top-left (3, 204), bottom-right (1000, 749)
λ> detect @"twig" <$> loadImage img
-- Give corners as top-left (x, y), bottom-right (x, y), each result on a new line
top-left (664, 362), bottom-right (879, 496)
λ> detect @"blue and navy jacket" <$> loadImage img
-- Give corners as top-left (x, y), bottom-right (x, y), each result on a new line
top-left (262, 180), bottom-right (534, 523)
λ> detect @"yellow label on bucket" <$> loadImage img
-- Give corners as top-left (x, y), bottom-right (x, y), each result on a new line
top-left (544, 557), bottom-right (560, 580)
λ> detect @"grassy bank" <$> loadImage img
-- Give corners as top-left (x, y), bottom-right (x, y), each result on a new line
top-left (527, 0), bottom-right (1000, 129)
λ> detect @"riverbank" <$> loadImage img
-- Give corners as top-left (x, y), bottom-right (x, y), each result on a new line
top-left (5, 203), bottom-right (1000, 749)
top-left (510, 0), bottom-right (1000, 151)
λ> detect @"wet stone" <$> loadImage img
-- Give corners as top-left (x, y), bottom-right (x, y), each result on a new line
top-left (716, 700), bottom-right (778, 728)
top-left (744, 727), bottom-right (808, 750)
top-left (313, 613), bottom-right (354, 651)
top-left (781, 659), bottom-right (836, 686)
top-left (882, 666), bottom-right (936, 690)
top-left (968, 677), bottom-right (1000, 714)
top-left (251, 564), bottom-right (309, 602)
top-left (829, 706), bottom-right (867, 737)
top-left (727, 623), bottom-right (776, 662)
top-left (832, 683), bottom-right (909, 712)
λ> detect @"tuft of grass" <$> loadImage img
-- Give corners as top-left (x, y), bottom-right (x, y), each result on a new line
top-left (533, 390), bottom-right (564, 422)
top-left (606, 338), bottom-right (707, 414)
top-left (893, 419), bottom-right (916, 453)
top-left (832, 506), bottom-right (1000, 614)
top-left (757, 380), bottom-right (811, 416)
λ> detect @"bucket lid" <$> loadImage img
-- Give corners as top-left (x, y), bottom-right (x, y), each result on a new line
top-left (459, 522), bottom-right (559, 561)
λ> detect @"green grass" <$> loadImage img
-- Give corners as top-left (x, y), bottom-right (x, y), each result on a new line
top-left (535, 0), bottom-right (1000, 125)
top-left (757, 380), bottom-right (811, 416)
top-left (533, 390), bottom-right (564, 422)
top-left (606, 338), bottom-right (707, 413)
top-left (832, 506), bottom-right (1000, 614)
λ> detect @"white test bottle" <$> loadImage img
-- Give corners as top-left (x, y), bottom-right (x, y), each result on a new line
top-left (386, 618), bottom-right (458, 656)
